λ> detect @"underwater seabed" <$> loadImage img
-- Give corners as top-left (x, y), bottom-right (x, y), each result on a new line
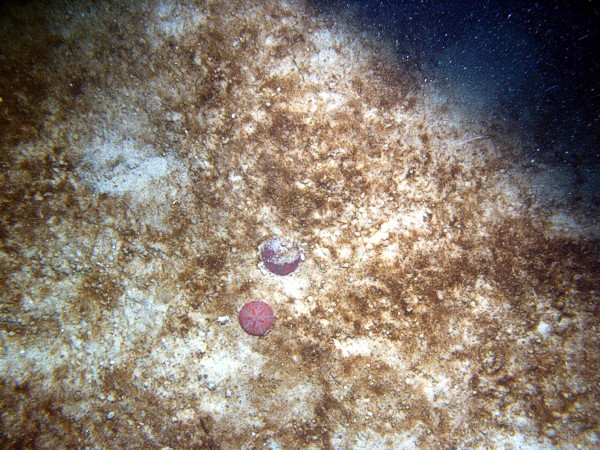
top-left (0, 0), bottom-right (598, 448)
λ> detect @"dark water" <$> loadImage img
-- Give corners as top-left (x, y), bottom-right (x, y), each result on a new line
top-left (312, 0), bottom-right (600, 206)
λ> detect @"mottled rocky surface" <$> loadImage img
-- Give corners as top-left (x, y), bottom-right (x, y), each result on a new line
top-left (0, 1), bottom-right (598, 448)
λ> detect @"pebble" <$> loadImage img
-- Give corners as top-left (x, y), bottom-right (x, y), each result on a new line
top-left (217, 316), bottom-right (230, 324)
top-left (107, 411), bottom-right (115, 420)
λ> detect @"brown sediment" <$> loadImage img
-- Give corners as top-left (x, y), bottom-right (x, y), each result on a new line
top-left (0, 0), bottom-right (598, 449)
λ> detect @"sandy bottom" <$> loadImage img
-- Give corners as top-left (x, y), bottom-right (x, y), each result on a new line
top-left (1, 1), bottom-right (598, 448)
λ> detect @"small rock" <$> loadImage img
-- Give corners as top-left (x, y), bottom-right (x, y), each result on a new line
top-left (217, 316), bottom-right (230, 324)
top-left (107, 411), bottom-right (115, 420)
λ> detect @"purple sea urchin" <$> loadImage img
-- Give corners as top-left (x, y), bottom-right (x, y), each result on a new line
top-left (259, 237), bottom-right (303, 276)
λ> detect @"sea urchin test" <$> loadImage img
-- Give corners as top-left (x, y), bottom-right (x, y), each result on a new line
top-left (238, 301), bottom-right (275, 336)
top-left (259, 237), bottom-right (303, 276)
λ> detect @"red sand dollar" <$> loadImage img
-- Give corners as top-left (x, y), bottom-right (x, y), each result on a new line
top-left (238, 300), bottom-right (275, 336)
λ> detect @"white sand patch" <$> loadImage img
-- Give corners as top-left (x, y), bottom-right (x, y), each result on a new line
top-left (381, 242), bottom-right (400, 260)
top-left (548, 211), bottom-right (587, 237)
top-left (318, 91), bottom-right (347, 112)
top-left (289, 296), bottom-right (314, 316)
top-left (200, 340), bottom-right (268, 389)
top-left (152, 1), bottom-right (207, 42)
top-left (85, 292), bottom-right (171, 367)
top-left (267, 56), bottom-right (297, 79)
top-left (334, 337), bottom-right (373, 358)
top-left (279, 276), bottom-right (310, 299)
top-left (276, 380), bottom-right (320, 419)
top-left (80, 136), bottom-right (185, 199)
top-left (536, 321), bottom-right (552, 339)
top-left (366, 217), bottom-right (399, 244)
top-left (200, 347), bottom-right (246, 387)
top-left (331, 427), bottom-right (420, 450)
top-left (486, 432), bottom-right (554, 449)
top-left (120, 289), bottom-right (170, 337)
top-left (306, 43), bottom-right (348, 78)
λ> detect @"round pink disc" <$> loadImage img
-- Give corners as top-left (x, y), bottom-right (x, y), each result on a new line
top-left (238, 300), bottom-right (275, 336)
